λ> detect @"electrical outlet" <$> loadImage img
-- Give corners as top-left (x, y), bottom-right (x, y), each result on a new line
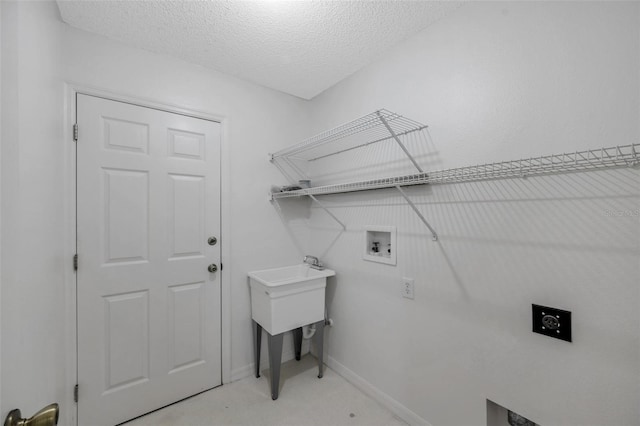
top-left (532, 304), bottom-right (572, 342)
top-left (402, 277), bottom-right (414, 299)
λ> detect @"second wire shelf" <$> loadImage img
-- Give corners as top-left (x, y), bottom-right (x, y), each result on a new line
top-left (271, 143), bottom-right (639, 199)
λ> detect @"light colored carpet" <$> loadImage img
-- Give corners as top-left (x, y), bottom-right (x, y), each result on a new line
top-left (125, 355), bottom-right (408, 426)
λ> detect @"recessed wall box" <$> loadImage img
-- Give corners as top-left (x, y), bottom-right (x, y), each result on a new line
top-left (486, 400), bottom-right (539, 426)
top-left (363, 226), bottom-right (396, 265)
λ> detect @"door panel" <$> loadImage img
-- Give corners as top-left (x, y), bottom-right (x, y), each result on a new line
top-left (168, 174), bottom-right (205, 258)
top-left (103, 290), bottom-right (150, 392)
top-left (168, 282), bottom-right (206, 372)
top-left (103, 117), bottom-right (149, 154)
top-left (103, 168), bottom-right (149, 264)
top-left (168, 129), bottom-right (205, 160)
top-left (77, 94), bottom-right (221, 426)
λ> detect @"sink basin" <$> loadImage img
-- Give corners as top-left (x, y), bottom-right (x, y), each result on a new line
top-left (248, 264), bottom-right (335, 335)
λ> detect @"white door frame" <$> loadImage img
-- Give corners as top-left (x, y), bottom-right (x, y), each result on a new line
top-left (63, 83), bottom-right (232, 426)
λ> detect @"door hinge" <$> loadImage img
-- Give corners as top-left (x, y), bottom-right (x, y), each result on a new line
top-left (220, 263), bottom-right (223, 271)
top-left (73, 254), bottom-right (78, 271)
top-left (74, 384), bottom-right (79, 403)
top-left (73, 123), bottom-right (78, 141)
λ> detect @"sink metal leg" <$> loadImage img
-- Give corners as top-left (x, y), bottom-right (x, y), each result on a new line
top-left (252, 320), bottom-right (262, 378)
top-left (293, 327), bottom-right (303, 361)
top-left (267, 332), bottom-right (284, 400)
top-left (313, 320), bottom-right (325, 378)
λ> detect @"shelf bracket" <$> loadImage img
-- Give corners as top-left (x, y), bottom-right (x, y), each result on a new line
top-left (307, 194), bottom-right (347, 230)
top-left (377, 111), bottom-right (424, 173)
top-left (395, 185), bottom-right (438, 241)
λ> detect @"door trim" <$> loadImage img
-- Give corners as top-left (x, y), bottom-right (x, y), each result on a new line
top-left (63, 83), bottom-right (232, 426)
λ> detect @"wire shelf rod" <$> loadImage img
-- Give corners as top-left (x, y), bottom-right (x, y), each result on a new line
top-left (395, 185), bottom-right (438, 241)
top-left (271, 156), bottom-right (298, 185)
top-left (271, 143), bottom-right (639, 199)
top-left (378, 111), bottom-right (424, 173)
top-left (307, 194), bottom-right (347, 230)
top-left (277, 122), bottom-right (423, 159)
top-left (427, 144), bottom-right (638, 184)
top-left (271, 109), bottom-right (427, 159)
top-left (282, 155), bottom-right (309, 182)
top-left (305, 126), bottom-right (427, 162)
top-left (272, 173), bottom-right (431, 199)
top-left (274, 113), bottom-right (383, 157)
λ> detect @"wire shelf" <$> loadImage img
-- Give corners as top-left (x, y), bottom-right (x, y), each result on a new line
top-left (271, 143), bottom-right (639, 199)
top-left (269, 108), bottom-right (637, 240)
top-left (272, 109), bottom-right (427, 160)
top-left (270, 109), bottom-right (428, 183)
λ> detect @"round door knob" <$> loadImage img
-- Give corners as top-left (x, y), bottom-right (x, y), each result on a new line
top-left (208, 237), bottom-right (217, 246)
top-left (208, 264), bottom-right (218, 273)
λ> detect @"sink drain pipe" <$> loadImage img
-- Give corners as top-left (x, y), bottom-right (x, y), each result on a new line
top-left (303, 306), bottom-right (333, 339)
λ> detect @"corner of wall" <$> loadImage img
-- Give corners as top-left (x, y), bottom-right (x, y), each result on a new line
top-left (0, 0), bottom-right (4, 418)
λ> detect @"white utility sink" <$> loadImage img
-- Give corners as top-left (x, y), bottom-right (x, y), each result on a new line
top-left (248, 264), bottom-right (335, 335)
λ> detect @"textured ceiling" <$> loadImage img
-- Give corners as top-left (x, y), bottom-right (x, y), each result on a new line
top-left (56, 1), bottom-right (463, 99)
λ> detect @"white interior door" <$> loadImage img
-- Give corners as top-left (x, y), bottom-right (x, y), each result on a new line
top-left (76, 94), bottom-right (221, 426)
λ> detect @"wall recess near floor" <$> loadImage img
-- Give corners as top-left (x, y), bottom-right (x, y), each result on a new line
top-left (487, 400), bottom-right (539, 426)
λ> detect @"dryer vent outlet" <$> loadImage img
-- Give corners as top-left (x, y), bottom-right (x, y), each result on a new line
top-left (532, 304), bottom-right (572, 342)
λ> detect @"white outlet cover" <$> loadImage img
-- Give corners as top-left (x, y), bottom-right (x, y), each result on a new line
top-left (402, 277), bottom-right (415, 299)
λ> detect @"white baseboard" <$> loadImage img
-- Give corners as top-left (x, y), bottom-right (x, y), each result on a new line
top-left (326, 355), bottom-right (431, 426)
top-left (229, 362), bottom-right (256, 383)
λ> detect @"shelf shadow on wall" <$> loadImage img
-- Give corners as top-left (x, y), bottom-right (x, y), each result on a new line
top-left (304, 128), bottom-right (440, 186)
top-left (271, 196), bottom-right (347, 260)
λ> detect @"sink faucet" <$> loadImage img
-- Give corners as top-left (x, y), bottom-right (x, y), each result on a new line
top-left (303, 255), bottom-right (324, 270)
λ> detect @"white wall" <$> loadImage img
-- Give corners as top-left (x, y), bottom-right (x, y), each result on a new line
top-left (1, 1), bottom-right (67, 420)
top-left (303, 2), bottom-right (639, 425)
top-left (0, 1), bottom-right (310, 423)
top-left (2, 2), bottom-right (639, 426)
top-left (0, 0), bottom-right (3, 412)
